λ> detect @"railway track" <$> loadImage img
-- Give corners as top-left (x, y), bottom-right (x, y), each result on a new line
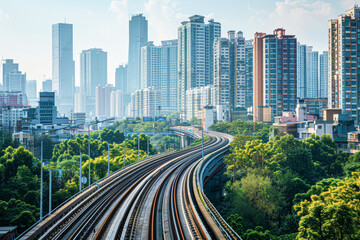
top-left (19, 128), bottom-right (241, 240)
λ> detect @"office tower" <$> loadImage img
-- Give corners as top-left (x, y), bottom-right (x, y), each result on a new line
top-left (329, 6), bottom-right (360, 123)
top-left (95, 84), bottom-right (113, 117)
top-left (297, 44), bottom-right (319, 98)
top-left (128, 14), bottom-right (148, 94)
top-left (3, 59), bottom-right (19, 91)
top-left (141, 40), bottom-right (178, 114)
top-left (52, 23), bottom-right (75, 114)
top-left (130, 87), bottom-right (161, 118)
top-left (0, 91), bottom-right (27, 106)
top-left (26, 80), bottom-right (37, 99)
top-left (319, 51), bottom-right (329, 99)
top-left (178, 15), bottom-right (221, 119)
top-left (2, 59), bottom-right (26, 93)
top-left (214, 31), bottom-right (246, 111)
top-left (42, 79), bottom-right (52, 92)
top-left (245, 40), bottom-right (254, 109)
top-left (253, 29), bottom-right (297, 122)
top-left (115, 64), bottom-right (127, 93)
top-left (80, 48), bottom-right (107, 114)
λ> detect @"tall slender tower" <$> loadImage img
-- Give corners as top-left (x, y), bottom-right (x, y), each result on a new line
top-left (52, 23), bottom-right (75, 114)
top-left (329, 5), bottom-right (360, 124)
top-left (128, 14), bottom-right (148, 94)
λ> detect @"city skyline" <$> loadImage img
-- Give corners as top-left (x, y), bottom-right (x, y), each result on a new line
top-left (0, 0), bottom-right (356, 91)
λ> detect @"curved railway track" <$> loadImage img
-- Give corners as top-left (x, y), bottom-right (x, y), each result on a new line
top-left (19, 128), bottom-right (241, 240)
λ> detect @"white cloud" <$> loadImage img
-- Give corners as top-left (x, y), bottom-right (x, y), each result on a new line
top-left (267, 0), bottom-right (331, 51)
top-left (341, 0), bottom-right (359, 9)
top-left (109, 0), bottom-right (129, 22)
top-left (143, 0), bottom-right (182, 43)
top-left (0, 8), bottom-right (9, 20)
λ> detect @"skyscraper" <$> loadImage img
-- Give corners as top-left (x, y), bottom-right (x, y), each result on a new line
top-left (141, 41), bottom-right (161, 89)
top-left (26, 80), bottom-right (37, 99)
top-left (297, 44), bottom-right (319, 99)
top-left (52, 23), bottom-right (75, 114)
top-left (128, 14), bottom-right (148, 94)
top-left (115, 64), bottom-right (127, 93)
top-left (253, 29), bottom-right (297, 122)
top-left (2, 59), bottom-right (26, 93)
top-left (42, 79), bottom-right (52, 92)
top-left (140, 40), bottom-right (178, 114)
top-left (80, 48), bottom-right (107, 114)
top-left (214, 31), bottom-right (246, 110)
top-left (319, 51), bottom-right (329, 99)
top-left (177, 15), bottom-right (221, 119)
top-left (245, 39), bottom-right (254, 109)
top-left (95, 84), bottom-right (113, 117)
top-left (329, 6), bottom-right (360, 124)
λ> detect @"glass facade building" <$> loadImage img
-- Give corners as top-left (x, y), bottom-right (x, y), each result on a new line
top-left (52, 23), bottom-right (75, 114)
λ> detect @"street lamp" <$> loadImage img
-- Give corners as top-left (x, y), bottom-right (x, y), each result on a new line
top-left (108, 142), bottom-right (110, 176)
top-left (40, 123), bottom-right (80, 219)
top-left (79, 152), bottom-right (82, 191)
top-left (87, 117), bottom-right (115, 187)
top-left (45, 165), bottom-right (52, 213)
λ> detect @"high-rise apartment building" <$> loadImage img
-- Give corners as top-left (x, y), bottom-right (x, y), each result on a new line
top-left (95, 84), bottom-right (113, 117)
top-left (130, 87), bottom-right (161, 118)
top-left (329, 6), bottom-right (360, 124)
top-left (42, 79), bottom-right (52, 92)
top-left (214, 31), bottom-right (246, 110)
top-left (185, 86), bottom-right (215, 121)
top-left (245, 39), bottom-right (254, 109)
top-left (52, 23), bottom-right (75, 114)
top-left (115, 64), bottom-right (127, 93)
top-left (110, 90), bottom-right (124, 119)
top-left (80, 48), bottom-right (107, 114)
top-left (177, 15), bottom-right (221, 119)
top-left (253, 29), bottom-right (297, 122)
top-left (128, 14), bottom-right (148, 94)
top-left (2, 59), bottom-right (26, 94)
top-left (297, 44), bottom-right (319, 98)
top-left (141, 42), bottom-right (161, 89)
top-left (141, 40), bottom-right (178, 115)
top-left (26, 80), bottom-right (37, 99)
top-left (319, 51), bottom-right (329, 99)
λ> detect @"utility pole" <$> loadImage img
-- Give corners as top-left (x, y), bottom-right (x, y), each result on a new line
top-left (88, 126), bottom-right (91, 187)
top-left (108, 142), bottom-right (110, 175)
top-left (147, 136), bottom-right (149, 156)
top-left (48, 168), bottom-right (52, 213)
top-left (138, 135), bottom-right (140, 161)
top-left (123, 122), bottom-right (126, 168)
top-left (40, 134), bottom-right (43, 219)
top-left (79, 152), bottom-right (82, 191)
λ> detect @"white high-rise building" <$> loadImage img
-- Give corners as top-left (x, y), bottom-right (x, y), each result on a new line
top-left (141, 40), bottom-right (178, 115)
top-left (2, 59), bottom-right (26, 94)
top-left (177, 15), bottom-right (221, 120)
top-left (214, 31), bottom-right (246, 110)
top-left (319, 51), bottom-right (329, 99)
top-left (130, 87), bottom-right (161, 118)
top-left (185, 85), bottom-right (215, 121)
top-left (110, 90), bottom-right (124, 119)
top-left (96, 84), bottom-right (113, 117)
top-left (26, 80), bottom-right (37, 99)
top-left (297, 43), bottom-right (319, 99)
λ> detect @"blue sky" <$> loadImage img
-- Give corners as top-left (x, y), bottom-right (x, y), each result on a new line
top-left (0, 0), bottom-right (357, 89)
